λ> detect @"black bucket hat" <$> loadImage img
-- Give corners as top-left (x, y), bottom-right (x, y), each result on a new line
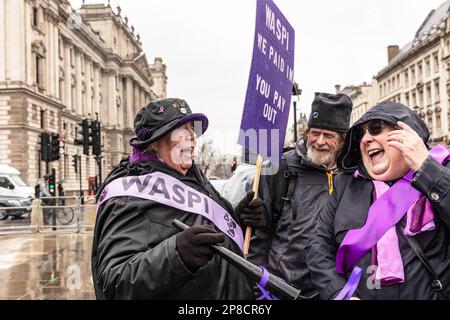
top-left (308, 92), bottom-right (353, 133)
top-left (338, 101), bottom-right (430, 173)
top-left (129, 98), bottom-right (209, 149)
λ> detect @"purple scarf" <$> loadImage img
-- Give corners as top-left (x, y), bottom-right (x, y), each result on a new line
top-left (372, 181), bottom-right (435, 285)
top-left (336, 145), bottom-right (450, 275)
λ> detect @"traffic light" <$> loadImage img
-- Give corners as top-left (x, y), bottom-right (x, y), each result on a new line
top-left (48, 169), bottom-right (56, 195)
top-left (75, 119), bottom-right (90, 156)
top-left (50, 133), bottom-right (61, 161)
top-left (231, 158), bottom-right (237, 173)
top-left (91, 120), bottom-right (102, 156)
top-left (72, 155), bottom-right (78, 173)
top-left (40, 132), bottom-right (50, 162)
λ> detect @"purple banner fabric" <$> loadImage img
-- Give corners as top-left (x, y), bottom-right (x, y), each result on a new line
top-left (238, 0), bottom-right (295, 166)
top-left (97, 171), bottom-right (244, 253)
top-left (336, 145), bottom-right (450, 275)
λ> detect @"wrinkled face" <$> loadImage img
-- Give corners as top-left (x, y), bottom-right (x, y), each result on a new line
top-left (306, 128), bottom-right (344, 168)
top-left (359, 120), bottom-right (409, 181)
top-left (155, 122), bottom-right (197, 175)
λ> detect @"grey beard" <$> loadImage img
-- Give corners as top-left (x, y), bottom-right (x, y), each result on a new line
top-left (306, 147), bottom-right (337, 168)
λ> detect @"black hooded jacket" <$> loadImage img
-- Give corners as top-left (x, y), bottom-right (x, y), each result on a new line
top-left (91, 158), bottom-right (255, 300)
top-left (307, 102), bottom-right (450, 300)
top-left (248, 140), bottom-right (338, 297)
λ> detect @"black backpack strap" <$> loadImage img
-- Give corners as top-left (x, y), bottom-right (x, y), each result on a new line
top-left (272, 155), bottom-right (289, 221)
top-left (271, 153), bottom-right (299, 222)
top-left (397, 223), bottom-right (446, 295)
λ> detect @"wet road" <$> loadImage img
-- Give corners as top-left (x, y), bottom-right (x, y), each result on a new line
top-left (0, 233), bottom-right (95, 300)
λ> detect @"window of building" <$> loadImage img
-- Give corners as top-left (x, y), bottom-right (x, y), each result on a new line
top-left (436, 113), bottom-right (441, 129)
top-left (426, 84), bottom-right (431, 106)
top-left (418, 62), bottom-right (423, 80)
top-left (64, 154), bottom-right (68, 180)
top-left (32, 7), bottom-right (39, 28)
top-left (405, 93), bottom-right (410, 106)
top-left (411, 67), bottom-right (416, 83)
top-left (59, 37), bottom-right (63, 59)
top-left (419, 89), bottom-right (424, 107)
top-left (59, 79), bottom-right (64, 103)
top-left (81, 55), bottom-right (85, 75)
top-left (425, 58), bottom-right (431, 78)
top-left (71, 84), bottom-right (76, 111)
top-left (379, 85), bottom-right (383, 97)
top-left (35, 55), bottom-right (41, 85)
top-left (397, 74), bottom-right (400, 88)
top-left (40, 109), bottom-right (46, 129)
top-left (70, 48), bottom-right (74, 67)
top-left (435, 80), bottom-right (440, 102)
top-left (428, 115), bottom-right (433, 127)
top-left (433, 53), bottom-right (439, 74)
top-left (404, 70), bottom-right (409, 88)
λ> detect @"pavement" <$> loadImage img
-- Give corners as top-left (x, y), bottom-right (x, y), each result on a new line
top-left (0, 232), bottom-right (95, 300)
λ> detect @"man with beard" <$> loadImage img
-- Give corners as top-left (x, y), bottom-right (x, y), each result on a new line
top-left (242, 92), bottom-right (352, 299)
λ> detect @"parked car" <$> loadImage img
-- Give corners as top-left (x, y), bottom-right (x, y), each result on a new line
top-left (0, 196), bottom-right (33, 220)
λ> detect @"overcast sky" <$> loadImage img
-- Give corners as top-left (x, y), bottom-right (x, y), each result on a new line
top-left (72, 0), bottom-right (446, 154)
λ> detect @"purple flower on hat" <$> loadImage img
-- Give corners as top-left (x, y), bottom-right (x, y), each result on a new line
top-left (159, 106), bottom-right (165, 113)
top-left (137, 127), bottom-right (151, 141)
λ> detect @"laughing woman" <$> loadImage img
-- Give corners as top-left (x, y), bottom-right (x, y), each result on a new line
top-left (91, 98), bottom-right (255, 300)
top-left (307, 101), bottom-right (450, 300)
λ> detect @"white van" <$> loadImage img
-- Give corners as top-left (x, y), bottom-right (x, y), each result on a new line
top-left (0, 165), bottom-right (34, 199)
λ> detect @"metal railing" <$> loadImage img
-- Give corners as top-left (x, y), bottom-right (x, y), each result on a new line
top-left (0, 195), bottom-right (97, 235)
top-left (79, 195), bottom-right (97, 234)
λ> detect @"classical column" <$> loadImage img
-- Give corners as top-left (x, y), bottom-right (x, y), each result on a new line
top-left (117, 76), bottom-right (124, 129)
top-left (86, 58), bottom-right (92, 116)
top-left (75, 48), bottom-right (82, 115)
top-left (134, 80), bottom-right (140, 115)
top-left (64, 40), bottom-right (72, 109)
top-left (140, 88), bottom-right (146, 109)
top-left (4, 0), bottom-right (26, 82)
top-left (93, 62), bottom-right (100, 116)
top-left (108, 70), bottom-right (117, 126)
top-left (125, 76), bottom-right (134, 129)
top-left (0, 0), bottom-right (5, 81)
top-left (54, 23), bottom-right (60, 100)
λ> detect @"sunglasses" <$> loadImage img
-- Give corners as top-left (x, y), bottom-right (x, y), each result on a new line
top-left (355, 120), bottom-right (397, 141)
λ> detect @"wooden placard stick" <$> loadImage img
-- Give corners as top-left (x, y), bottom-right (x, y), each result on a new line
top-left (244, 154), bottom-right (263, 256)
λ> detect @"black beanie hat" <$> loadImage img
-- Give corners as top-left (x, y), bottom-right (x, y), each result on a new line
top-left (308, 92), bottom-right (353, 133)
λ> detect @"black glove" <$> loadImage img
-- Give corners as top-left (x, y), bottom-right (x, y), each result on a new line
top-left (176, 225), bottom-right (225, 273)
top-left (235, 191), bottom-right (266, 228)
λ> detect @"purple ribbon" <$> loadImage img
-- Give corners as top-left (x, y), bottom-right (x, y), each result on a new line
top-left (256, 267), bottom-right (279, 300)
top-left (334, 267), bottom-right (362, 300)
top-left (336, 145), bottom-right (450, 275)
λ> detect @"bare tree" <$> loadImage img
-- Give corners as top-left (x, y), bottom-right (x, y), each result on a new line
top-left (195, 135), bottom-right (220, 177)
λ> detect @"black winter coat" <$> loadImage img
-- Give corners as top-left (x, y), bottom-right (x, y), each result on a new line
top-left (307, 102), bottom-right (450, 300)
top-left (91, 158), bottom-right (255, 300)
top-left (247, 140), bottom-right (337, 296)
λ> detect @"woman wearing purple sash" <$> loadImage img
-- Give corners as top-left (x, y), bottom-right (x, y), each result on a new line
top-left (307, 101), bottom-right (450, 300)
top-left (91, 98), bottom-right (257, 300)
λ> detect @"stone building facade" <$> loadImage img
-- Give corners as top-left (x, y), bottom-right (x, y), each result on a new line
top-left (374, 0), bottom-right (450, 144)
top-left (0, 0), bottom-right (167, 194)
top-left (335, 82), bottom-right (379, 126)
top-left (337, 0), bottom-right (450, 146)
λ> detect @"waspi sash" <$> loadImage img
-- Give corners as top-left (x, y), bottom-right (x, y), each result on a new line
top-left (97, 171), bottom-right (244, 253)
top-left (336, 145), bottom-right (450, 275)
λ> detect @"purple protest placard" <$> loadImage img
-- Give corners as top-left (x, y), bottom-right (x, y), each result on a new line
top-left (238, 0), bottom-right (295, 166)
